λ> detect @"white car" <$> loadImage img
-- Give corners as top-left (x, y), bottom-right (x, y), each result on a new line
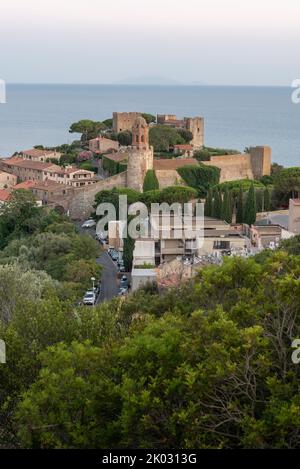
top-left (83, 291), bottom-right (96, 305)
top-left (81, 219), bottom-right (96, 229)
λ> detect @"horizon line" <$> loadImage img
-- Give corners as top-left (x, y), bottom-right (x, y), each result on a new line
top-left (4, 82), bottom-right (291, 88)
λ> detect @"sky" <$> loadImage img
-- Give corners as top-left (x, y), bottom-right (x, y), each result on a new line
top-left (1, 0), bottom-right (300, 85)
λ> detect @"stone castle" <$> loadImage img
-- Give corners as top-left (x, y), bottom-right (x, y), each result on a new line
top-left (66, 114), bottom-right (271, 218)
top-left (0, 112), bottom-right (272, 219)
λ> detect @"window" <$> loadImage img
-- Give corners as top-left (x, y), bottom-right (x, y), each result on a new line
top-left (213, 240), bottom-right (230, 250)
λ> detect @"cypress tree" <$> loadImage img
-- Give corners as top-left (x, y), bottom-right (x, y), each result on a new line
top-left (221, 188), bottom-right (233, 224)
top-left (204, 188), bottom-right (213, 217)
top-left (264, 187), bottom-right (271, 212)
top-left (236, 187), bottom-right (244, 223)
top-left (212, 189), bottom-right (222, 219)
top-left (143, 170), bottom-right (159, 192)
top-left (244, 184), bottom-right (257, 226)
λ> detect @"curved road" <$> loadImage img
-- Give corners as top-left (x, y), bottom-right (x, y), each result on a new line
top-left (96, 252), bottom-right (119, 303)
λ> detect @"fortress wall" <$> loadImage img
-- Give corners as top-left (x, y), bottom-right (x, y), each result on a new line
top-left (203, 154), bottom-right (254, 182)
top-left (68, 172), bottom-right (127, 219)
top-left (156, 169), bottom-right (184, 188)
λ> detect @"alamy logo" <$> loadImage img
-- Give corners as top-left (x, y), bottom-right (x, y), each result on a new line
top-left (0, 79), bottom-right (6, 104)
top-left (0, 340), bottom-right (6, 364)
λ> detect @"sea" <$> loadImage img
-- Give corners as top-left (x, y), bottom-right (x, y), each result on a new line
top-left (0, 84), bottom-right (300, 167)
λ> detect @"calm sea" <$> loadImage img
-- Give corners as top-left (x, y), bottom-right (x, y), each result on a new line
top-left (0, 84), bottom-right (299, 166)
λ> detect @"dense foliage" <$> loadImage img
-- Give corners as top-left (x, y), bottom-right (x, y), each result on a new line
top-left (1, 242), bottom-right (300, 448)
top-left (194, 146), bottom-right (239, 162)
top-left (149, 125), bottom-right (186, 152)
top-left (2, 186), bottom-right (300, 450)
top-left (143, 170), bottom-right (159, 192)
top-left (177, 164), bottom-right (221, 196)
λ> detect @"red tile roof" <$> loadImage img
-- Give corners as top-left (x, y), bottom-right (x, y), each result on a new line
top-left (0, 189), bottom-right (11, 202)
top-left (174, 144), bottom-right (194, 151)
top-left (22, 148), bottom-right (56, 158)
top-left (13, 180), bottom-right (37, 190)
top-left (3, 158), bottom-right (59, 171)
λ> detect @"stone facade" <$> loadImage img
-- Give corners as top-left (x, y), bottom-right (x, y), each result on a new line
top-left (89, 137), bottom-right (119, 154)
top-left (21, 149), bottom-right (61, 162)
top-left (250, 146), bottom-right (271, 179)
top-left (127, 117), bottom-right (154, 191)
top-left (288, 199), bottom-right (300, 233)
top-left (0, 170), bottom-right (17, 189)
top-left (203, 147), bottom-right (271, 183)
top-left (157, 114), bottom-right (204, 149)
top-left (113, 112), bottom-right (142, 133)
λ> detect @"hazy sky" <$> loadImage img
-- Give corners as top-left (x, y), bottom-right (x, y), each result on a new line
top-left (1, 0), bottom-right (300, 85)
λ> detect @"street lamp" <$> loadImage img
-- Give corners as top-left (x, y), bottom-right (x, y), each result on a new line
top-left (91, 277), bottom-right (96, 307)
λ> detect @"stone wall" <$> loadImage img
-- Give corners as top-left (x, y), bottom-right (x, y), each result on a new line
top-left (203, 154), bottom-right (254, 182)
top-left (113, 112), bottom-right (142, 133)
top-left (68, 172), bottom-right (127, 219)
top-left (155, 169), bottom-right (184, 188)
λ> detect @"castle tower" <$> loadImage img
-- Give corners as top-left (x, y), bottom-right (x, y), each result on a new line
top-left (132, 116), bottom-right (149, 150)
top-left (250, 146), bottom-right (271, 179)
top-left (184, 117), bottom-right (204, 149)
top-left (127, 117), bottom-right (154, 191)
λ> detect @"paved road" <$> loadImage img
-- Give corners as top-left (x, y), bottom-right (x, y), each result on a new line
top-left (96, 252), bottom-right (119, 303)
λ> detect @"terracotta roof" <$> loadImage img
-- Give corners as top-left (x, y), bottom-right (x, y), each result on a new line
top-left (0, 189), bottom-right (11, 202)
top-left (174, 144), bottom-right (194, 151)
top-left (290, 199), bottom-right (300, 206)
top-left (32, 181), bottom-right (70, 191)
top-left (3, 158), bottom-right (59, 171)
top-left (13, 180), bottom-right (37, 190)
top-left (153, 158), bottom-right (198, 171)
top-left (22, 148), bottom-right (56, 157)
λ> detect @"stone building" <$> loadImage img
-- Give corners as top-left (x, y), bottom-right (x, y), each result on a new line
top-left (113, 112), bottom-right (142, 133)
top-left (20, 148), bottom-right (61, 162)
top-left (288, 199), bottom-right (300, 233)
top-left (89, 136), bottom-right (119, 155)
top-left (127, 116), bottom-right (154, 191)
top-left (157, 114), bottom-right (204, 149)
top-left (0, 170), bottom-right (17, 189)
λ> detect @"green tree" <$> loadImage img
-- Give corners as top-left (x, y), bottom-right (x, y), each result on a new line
top-left (244, 184), bottom-right (257, 226)
top-left (117, 131), bottom-right (132, 146)
top-left (149, 125), bottom-right (184, 152)
top-left (143, 170), bottom-right (159, 192)
top-left (177, 128), bottom-right (193, 143)
top-left (204, 188), bottom-right (213, 217)
top-left (69, 120), bottom-right (106, 143)
top-left (0, 190), bottom-right (42, 249)
top-left (221, 188), bottom-right (232, 223)
top-left (236, 187), bottom-right (244, 223)
top-left (141, 113), bottom-right (156, 124)
top-left (274, 167), bottom-right (300, 199)
top-left (263, 187), bottom-right (271, 212)
top-left (177, 164), bottom-right (220, 197)
top-left (123, 233), bottom-right (135, 272)
top-left (212, 189), bottom-right (222, 219)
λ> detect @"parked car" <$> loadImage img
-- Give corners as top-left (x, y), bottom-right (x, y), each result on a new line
top-left (118, 287), bottom-right (128, 296)
top-left (83, 291), bottom-right (96, 305)
top-left (120, 275), bottom-right (128, 288)
top-left (111, 252), bottom-right (119, 262)
top-left (119, 263), bottom-right (125, 273)
top-left (81, 219), bottom-right (96, 229)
